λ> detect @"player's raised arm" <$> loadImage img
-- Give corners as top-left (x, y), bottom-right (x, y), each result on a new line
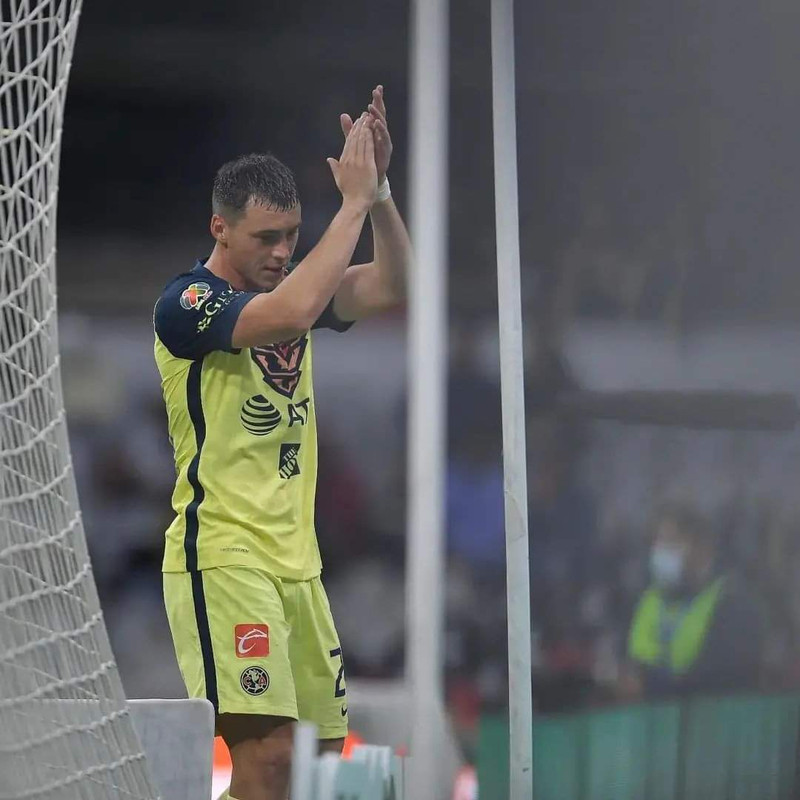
top-left (333, 85), bottom-right (412, 322)
top-left (231, 115), bottom-right (378, 348)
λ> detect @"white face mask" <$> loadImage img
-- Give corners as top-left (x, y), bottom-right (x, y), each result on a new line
top-left (650, 545), bottom-right (685, 588)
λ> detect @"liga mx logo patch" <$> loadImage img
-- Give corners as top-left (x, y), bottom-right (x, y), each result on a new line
top-left (179, 282), bottom-right (212, 310)
top-left (235, 624), bottom-right (270, 658)
top-left (240, 666), bottom-right (270, 696)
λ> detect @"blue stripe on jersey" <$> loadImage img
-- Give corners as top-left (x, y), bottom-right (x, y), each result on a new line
top-left (190, 570), bottom-right (219, 712)
top-left (184, 358), bottom-right (206, 572)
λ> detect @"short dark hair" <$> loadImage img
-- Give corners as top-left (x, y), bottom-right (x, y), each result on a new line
top-left (212, 153), bottom-right (299, 220)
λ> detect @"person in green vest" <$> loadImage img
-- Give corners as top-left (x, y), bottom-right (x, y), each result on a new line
top-left (623, 504), bottom-right (764, 699)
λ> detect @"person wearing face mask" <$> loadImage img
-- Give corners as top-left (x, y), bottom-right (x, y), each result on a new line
top-left (622, 504), bottom-right (765, 700)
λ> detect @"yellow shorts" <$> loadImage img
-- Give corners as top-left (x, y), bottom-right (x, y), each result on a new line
top-left (163, 567), bottom-right (348, 740)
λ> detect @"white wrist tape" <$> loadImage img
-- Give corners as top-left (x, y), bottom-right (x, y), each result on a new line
top-left (376, 177), bottom-right (391, 203)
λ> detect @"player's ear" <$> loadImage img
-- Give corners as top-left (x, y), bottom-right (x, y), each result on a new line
top-left (210, 214), bottom-right (227, 245)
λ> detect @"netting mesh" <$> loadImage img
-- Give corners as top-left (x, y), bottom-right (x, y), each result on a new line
top-left (0, 2), bottom-right (159, 797)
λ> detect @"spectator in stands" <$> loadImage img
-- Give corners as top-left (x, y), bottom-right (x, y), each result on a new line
top-left (622, 504), bottom-right (765, 700)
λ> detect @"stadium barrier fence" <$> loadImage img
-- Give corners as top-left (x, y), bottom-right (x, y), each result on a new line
top-left (478, 692), bottom-right (800, 800)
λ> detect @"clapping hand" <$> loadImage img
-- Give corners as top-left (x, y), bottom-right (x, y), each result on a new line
top-left (340, 85), bottom-right (392, 185)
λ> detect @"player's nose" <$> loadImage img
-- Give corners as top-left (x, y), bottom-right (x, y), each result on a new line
top-left (272, 240), bottom-right (291, 261)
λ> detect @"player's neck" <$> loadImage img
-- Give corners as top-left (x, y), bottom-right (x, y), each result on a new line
top-left (204, 244), bottom-right (245, 291)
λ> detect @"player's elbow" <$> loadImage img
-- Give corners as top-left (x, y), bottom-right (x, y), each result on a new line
top-left (374, 281), bottom-right (406, 313)
top-left (374, 262), bottom-right (407, 311)
top-left (388, 281), bottom-right (407, 308)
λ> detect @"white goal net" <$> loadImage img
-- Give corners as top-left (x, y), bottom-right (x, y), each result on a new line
top-left (1, 2), bottom-right (158, 797)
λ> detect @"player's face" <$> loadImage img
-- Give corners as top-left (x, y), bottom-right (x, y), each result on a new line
top-left (225, 203), bottom-right (302, 292)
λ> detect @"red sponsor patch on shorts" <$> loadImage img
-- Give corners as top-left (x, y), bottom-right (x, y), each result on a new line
top-left (234, 624), bottom-right (270, 658)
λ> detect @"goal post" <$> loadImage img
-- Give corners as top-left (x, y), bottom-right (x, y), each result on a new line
top-left (0, 2), bottom-right (160, 797)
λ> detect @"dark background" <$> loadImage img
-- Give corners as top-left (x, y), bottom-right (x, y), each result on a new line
top-left (60, 0), bottom-right (800, 323)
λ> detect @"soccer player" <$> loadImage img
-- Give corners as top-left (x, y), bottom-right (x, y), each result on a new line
top-left (153, 87), bottom-right (409, 800)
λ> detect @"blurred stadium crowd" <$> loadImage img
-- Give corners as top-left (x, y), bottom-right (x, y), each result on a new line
top-left (55, 0), bottom-right (800, 772)
top-left (63, 307), bottom-right (800, 764)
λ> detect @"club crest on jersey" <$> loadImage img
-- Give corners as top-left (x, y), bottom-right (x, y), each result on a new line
top-left (250, 336), bottom-right (308, 399)
top-left (235, 624), bottom-right (270, 658)
top-left (240, 666), bottom-right (270, 696)
top-left (179, 282), bottom-right (212, 310)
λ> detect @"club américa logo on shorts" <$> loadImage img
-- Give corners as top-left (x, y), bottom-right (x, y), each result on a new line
top-left (240, 666), bottom-right (270, 696)
top-left (179, 282), bottom-right (213, 310)
top-left (234, 624), bottom-right (270, 658)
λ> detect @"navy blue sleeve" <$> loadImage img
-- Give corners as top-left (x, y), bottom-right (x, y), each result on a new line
top-left (154, 275), bottom-right (257, 360)
top-left (312, 298), bottom-right (354, 333)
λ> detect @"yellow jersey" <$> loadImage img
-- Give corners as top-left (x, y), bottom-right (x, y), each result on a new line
top-left (153, 259), bottom-right (352, 579)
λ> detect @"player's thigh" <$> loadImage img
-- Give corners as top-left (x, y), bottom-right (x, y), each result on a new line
top-left (164, 567), bottom-right (298, 719)
top-left (286, 576), bottom-right (348, 740)
top-left (217, 713), bottom-right (295, 749)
